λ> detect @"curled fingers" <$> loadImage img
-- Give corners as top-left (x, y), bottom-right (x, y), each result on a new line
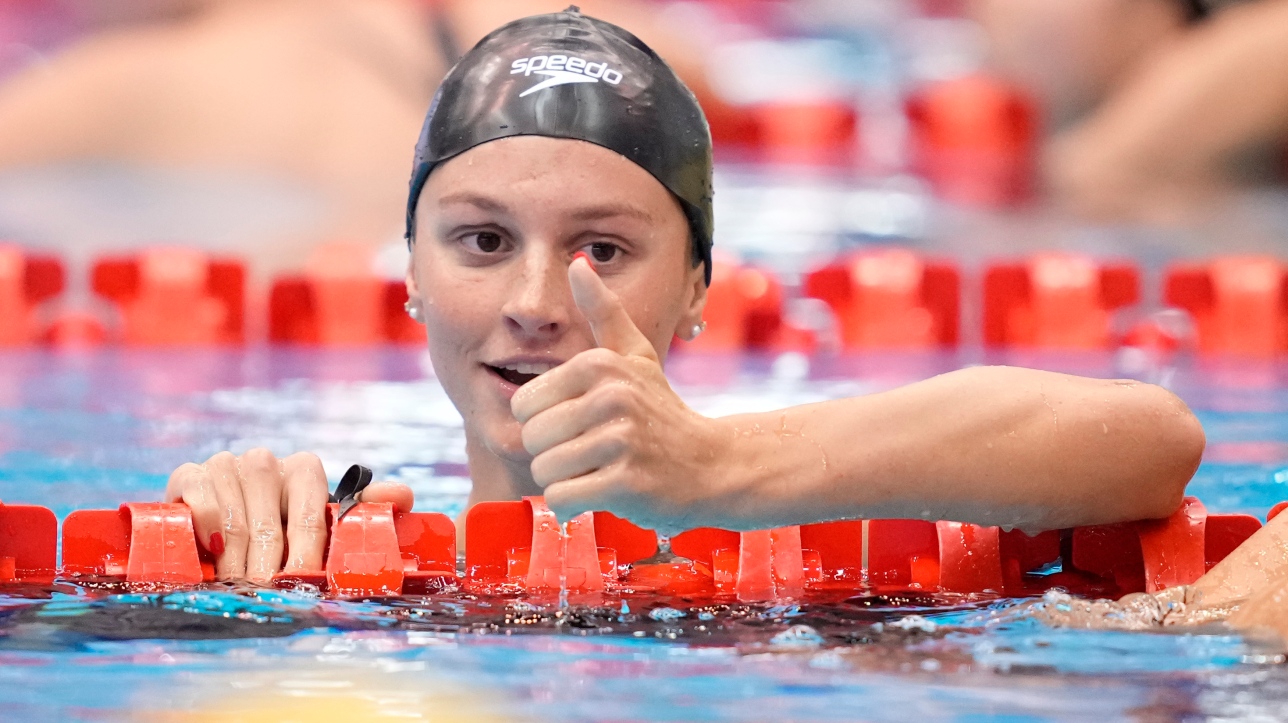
top-left (201, 451), bottom-right (250, 580)
top-left (237, 448), bottom-right (286, 583)
top-left (280, 452), bottom-right (329, 573)
top-left (530, 421), bottom-right (629, 488)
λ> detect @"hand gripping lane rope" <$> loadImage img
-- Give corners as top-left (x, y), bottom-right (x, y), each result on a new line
top-left (4, 468), bottom-right (1277, 599)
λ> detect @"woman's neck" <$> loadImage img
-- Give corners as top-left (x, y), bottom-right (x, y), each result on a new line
top-left (464, 433), bottom-right (543, 507)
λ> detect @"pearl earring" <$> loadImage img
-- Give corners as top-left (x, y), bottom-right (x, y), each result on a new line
top-left (404, 299), bottom-right (423, 323)
top-left (690, 321), bottom-right (707, 339)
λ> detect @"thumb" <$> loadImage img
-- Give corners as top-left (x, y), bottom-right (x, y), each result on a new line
top-left (569, 255), bottom-right (658, 361)
top-left (358, 481), bottom-right (415, 514)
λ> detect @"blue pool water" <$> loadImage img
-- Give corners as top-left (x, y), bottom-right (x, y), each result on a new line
top-left (2, 346), bottom-right (1288, 721)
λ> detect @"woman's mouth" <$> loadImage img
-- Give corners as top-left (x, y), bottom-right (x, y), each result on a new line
top-left (486, 361), bottom-right (557, 387)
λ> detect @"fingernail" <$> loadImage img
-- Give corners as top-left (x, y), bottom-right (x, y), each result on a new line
top-left (209, 532), bottom-right (225, 556)
top-left (572, 251), bottom-right (592, 266)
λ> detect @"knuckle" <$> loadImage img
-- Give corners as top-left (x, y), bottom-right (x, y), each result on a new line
top-left (283, 451), bottom-right (322, 469)
top-left (207, 450), bottom-right (236, 467)
top-left (604, 417), bottom-right (636, 443)
top-left (592, 382), bottom-right (635, 412)
top-left (250, 520), bottom-right (285, 548)
top-left (289, 511), bottom-right (327, 540)
top-left (594, 425), bottom-right (630, 456)
top-left (240, 447), bottom-right (278, 472)
top-left (170, 462), bottom-right (205, 484)
top-left (583, 348), bottom-right (620, 373)
top-left (223, 519), bottom-right (249, 543)
top-left (283, 454), bottom-right (328, 492)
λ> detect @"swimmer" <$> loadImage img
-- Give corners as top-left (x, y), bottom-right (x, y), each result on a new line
top-left (1023, 503), bottom-right (1288, 644)
top-left (974, 0), bottom-right (1288, 221)
top-left (0, 0), bottom-right (730, 271)
top-left (165, 9), bottom-right (1205, 584)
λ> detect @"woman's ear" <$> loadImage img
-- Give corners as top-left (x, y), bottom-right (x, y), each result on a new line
top-left (404, 254), bottom-right (426, 324)
top-left (675, 261), bottom-right (708, 341)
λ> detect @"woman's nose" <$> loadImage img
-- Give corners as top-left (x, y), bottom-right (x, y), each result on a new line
top-left (501, 254), bottom-right (572, 339)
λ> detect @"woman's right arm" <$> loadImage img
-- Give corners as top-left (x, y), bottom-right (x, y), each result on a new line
top-left (165, 449), bottom-right (412, 582)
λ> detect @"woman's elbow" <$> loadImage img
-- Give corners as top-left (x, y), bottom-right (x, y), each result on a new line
top-left (1137, 387), bottom-right (1206, 519)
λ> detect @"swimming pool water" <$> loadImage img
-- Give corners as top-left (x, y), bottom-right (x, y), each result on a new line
top-left (2, 346), bottom-right (1288, 721)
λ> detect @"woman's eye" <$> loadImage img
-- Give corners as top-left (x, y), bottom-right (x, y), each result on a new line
top-left (587, 242), bottom-right (619, 263)
top-left (463, 232), bottom-right (503, 253)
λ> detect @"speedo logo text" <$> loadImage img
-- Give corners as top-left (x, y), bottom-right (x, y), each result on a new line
top-left (510, 55), bottom-right (623, 97)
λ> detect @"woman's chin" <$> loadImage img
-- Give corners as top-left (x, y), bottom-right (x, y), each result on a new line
top-left (478, 423), bottom-right (532, 465)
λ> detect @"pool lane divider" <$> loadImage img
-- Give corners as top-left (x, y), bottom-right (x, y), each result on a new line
top-left (12, 243), bottom-right (1288, 356)
top-left (61, 501), bottom-right (456, 596)
top-left (0, 496), bottom-right (1269, 599)
top-left (0, 501), bottom-right (58, 582)
top-left (0, 244), bottom-right (64, 345)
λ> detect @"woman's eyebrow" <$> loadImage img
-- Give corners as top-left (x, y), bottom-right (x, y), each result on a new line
top-left (569, 203), bottom-right (654, 223)
top-left (435, 192), bottom-right (509, 214)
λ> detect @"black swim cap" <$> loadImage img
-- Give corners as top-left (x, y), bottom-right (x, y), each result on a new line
top-left (405, 6), bottom-right (713, 285)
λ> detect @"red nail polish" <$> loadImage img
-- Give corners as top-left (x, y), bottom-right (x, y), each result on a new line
top-left (572, 251), bottom-right (591, 265)
top-left (209, 532), bottom-right (225, 556)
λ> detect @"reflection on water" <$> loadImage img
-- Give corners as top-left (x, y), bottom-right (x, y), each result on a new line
top-left (1, 584), bottom-right (1284, 721)
top-left (3, 347), bottom-right (1288, 720)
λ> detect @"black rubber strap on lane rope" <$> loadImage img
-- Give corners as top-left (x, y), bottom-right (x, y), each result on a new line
top-left (330, 464), bottom-right (374, 520)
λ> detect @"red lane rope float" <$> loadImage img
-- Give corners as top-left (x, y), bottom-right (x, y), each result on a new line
top-left (64, 503), bottom-right (217, 584)
top-left (8, 495), bottom-right (1272, 599)
top-left (0, 500), bottom-right (58, 583)
top-left (465, 497), bottom-right (655, 592)
top-left (676, 258), bottom-right (815, 354)
top-left (983, 253), bottom-right (1140, 349)
top-left (905, 73), bottom-right (1038, 207)
top-left (1071, 497), bottom-right (1262, 594)
top-left (1165, 255), bottom-right (1288, 357)
top-left (268, 243), bottom-right (425, 346)
top-left (92, 248), bottom-right (245, 345)
top-left (61, 501), bottom-right (455, 596)
top-left (0, 244), bottom-right (64, 346)
top-left (803, 249), bottom-right (959, 350)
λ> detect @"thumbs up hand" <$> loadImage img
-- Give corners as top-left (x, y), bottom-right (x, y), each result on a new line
top-left (510, 256), bottom-right (730, 533)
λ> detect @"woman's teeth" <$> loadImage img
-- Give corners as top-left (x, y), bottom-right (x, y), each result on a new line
top-left (504, 362), bottom-right (555, 376)
top-left (490, 362), bottom-right (556, 386)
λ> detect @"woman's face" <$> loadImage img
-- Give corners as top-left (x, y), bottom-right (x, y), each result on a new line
top-left (408, 136), bottom-right (706, 463)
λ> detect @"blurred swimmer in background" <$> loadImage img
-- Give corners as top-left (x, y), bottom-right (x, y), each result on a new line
top-left (973, 0), bottom-right (1288, 221)
top-left (164, 6), bottom-right (1203, 595)
top-left (0, 0), bottom-right (728, 271)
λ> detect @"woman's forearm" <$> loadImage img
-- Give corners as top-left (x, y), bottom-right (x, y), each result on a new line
top-left (707, 366), bottom-right (1204, 531)
top-left (1191, 507), bottom-right (1288, 609)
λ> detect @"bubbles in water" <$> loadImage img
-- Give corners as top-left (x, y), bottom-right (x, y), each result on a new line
top-left (770, 624), bottom-right (824, 648)
top-left (648, 607), bottom-right (686, 622)
top-left (888, 615), bottom-right (937, 633)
